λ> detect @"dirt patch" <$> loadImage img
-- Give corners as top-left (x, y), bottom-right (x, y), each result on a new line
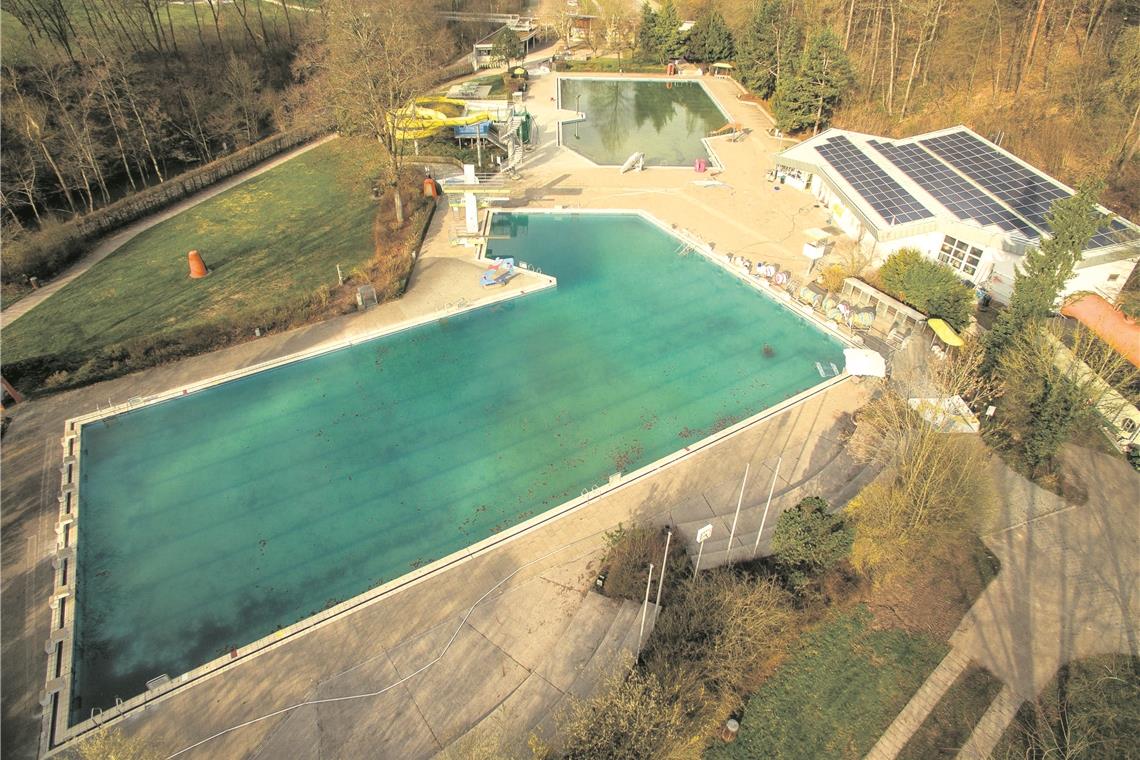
top-left (862, 537), bottom-right (999, 640)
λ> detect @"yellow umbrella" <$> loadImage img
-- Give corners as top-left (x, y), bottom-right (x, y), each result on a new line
top-left (927, 318), bottom-right (964, 347)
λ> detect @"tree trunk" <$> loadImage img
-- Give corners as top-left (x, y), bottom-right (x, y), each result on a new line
top-left (813, 96), bottom-right (824, 136)
top-left (844, 0), bottom-right (857, 51)
top-left (885, 0), bottom-right (898, 113)
top-left (393, 187), bottom-right (405, 225)
top-left (1115, 98), bottom-right (1140, 171)
top-left (1016, 0), bottom-right (1047, 95)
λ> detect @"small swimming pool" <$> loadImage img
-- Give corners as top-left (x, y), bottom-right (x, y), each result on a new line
top-left (69, 212), bottom-right (845, 722)
top-left (558, 78), bottom-right (729, 166)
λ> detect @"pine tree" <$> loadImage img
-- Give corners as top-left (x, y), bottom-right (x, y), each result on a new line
top-left (635, 2), bottom-right (660, 63)
top-left (686, 7), bottom-right (734, 63)
top-left (981, 183), bottom-right (1105, 375)
top-left (787, 28), bottom-right (853, 135)
top-left (655, 0), bottom-right (685, 63)
top-left (736, 0), bottom-right (799, 98)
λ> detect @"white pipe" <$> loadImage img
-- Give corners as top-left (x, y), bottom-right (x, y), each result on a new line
top-left (725, 463), bottom-right (750, 565)
top-left (751, 457), bottom-right (782, 559)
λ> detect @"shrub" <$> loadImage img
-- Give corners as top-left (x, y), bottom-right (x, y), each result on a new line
top-left (876, 248), bottom-right (974, 330)
top-left (770, 496), bottom-right (854, 592)
top-left (598, 523), bottom-right (688, 606)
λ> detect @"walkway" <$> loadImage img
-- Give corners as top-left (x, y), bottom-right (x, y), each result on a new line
top-left (0, 135), bottom-right (337, 328)
top-left (864, 445), bottom-right (1140, 759)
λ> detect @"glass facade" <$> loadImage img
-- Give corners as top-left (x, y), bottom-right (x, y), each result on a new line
top-left (938, 235), bottom-right (983, 277)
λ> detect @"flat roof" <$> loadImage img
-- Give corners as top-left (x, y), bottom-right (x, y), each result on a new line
top-left (778, 125), bottom-right (1140, 254)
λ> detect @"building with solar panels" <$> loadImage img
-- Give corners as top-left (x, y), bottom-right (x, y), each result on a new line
top-left (774, 125), bottom-right (1140, 306)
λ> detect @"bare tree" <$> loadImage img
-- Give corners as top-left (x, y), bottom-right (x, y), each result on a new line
top-left (300, 0), bottom-right (442, 225)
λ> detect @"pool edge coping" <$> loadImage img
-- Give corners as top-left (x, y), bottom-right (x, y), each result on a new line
top-left (41, 208), bottom-right (860, 754)
top-left (40, 275), bottom-right (560, 753)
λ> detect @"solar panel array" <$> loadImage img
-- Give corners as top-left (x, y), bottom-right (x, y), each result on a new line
top-left (924, 130), bottom-right (1140, 249)
top-left (867, 139), bottom-right (1039, 239)
top-left (918, 131), bottom-right (1069, 235)
top-left (814, 135), bottom-right (933, 225)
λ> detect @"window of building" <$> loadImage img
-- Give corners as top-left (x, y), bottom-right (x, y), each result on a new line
top-left (938, 236), bottom-right (984, 276)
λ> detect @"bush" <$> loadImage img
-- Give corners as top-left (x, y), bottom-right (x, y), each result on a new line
top-left (598, 523), bottom-right (688, 606)
top-left (537, 664), bottom-right (688, 760)
top-left (770, 496), bottom-right (853, 593)
top-left (876, 248), bottom-right (974, 330)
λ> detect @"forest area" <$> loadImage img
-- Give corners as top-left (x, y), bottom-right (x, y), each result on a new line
top-left (1, 0), bottom-right (1138, 290)
top-left (628, 0), bottom-right (1140, 217)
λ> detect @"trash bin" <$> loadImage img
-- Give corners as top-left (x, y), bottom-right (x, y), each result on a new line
top-left (694, 158), bottom-right (708, 173)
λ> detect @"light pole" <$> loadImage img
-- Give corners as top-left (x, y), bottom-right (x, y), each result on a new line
top-left (724, 463), bottom-right (750, 565)
top-left (637, 562), bottom-right (654, 653)
top-left (752, 457), bottom-right (782, 559)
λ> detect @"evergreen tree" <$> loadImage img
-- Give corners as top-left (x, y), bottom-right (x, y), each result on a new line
top-left (736, 0), bottom-right (799, 98)
top-left (981, 183), bottom-right (1105, 375)
top-left (635, 2), bottom-right (660, 62)
top-left (490, 26), bottom-right (525, 68)
top-left (1022, 373), bottom-right (1083, 470)
top-left (686, 7), bottom-right (734, 63)
top-left (655, 0), bottom-right (685, 63)
top-left (774, 28), bottom-right (852, 135)
top-left (771, 496), bottom-right (853, 592)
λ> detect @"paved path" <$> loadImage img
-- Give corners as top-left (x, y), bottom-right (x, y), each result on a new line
top-left (0, 135), bottom-right (338, 328)
top-left (864, 445), bottom-right (1139, 759)
top-left (955, 685), bottom-right (1023, 759)
top-left (864, 649), bottom-right (972, 759)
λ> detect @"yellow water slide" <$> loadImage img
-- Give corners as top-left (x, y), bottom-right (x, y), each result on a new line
top-left (393, 96), bottom-right (495, 140)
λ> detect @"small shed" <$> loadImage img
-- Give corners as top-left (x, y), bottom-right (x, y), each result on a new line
top-left (710, 62), bottom-right (734, 78)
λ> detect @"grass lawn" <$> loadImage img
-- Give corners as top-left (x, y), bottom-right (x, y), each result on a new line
top-left (708, 606), bottom-right (947, 760)
top-left (898, 665), bottom-right (1003, 759)
top-left (2, 137), bottom-right (382, 369)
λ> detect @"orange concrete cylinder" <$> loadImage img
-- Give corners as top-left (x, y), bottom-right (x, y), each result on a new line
top-left (188, 250), bottom-right (209, 279)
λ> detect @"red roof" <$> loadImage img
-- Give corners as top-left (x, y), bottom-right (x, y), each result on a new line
top-left (1060, 294), bottom-right (1140, 368)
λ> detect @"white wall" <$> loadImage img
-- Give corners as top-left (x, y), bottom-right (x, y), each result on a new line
top-left (1064, 256), bottom-right (1139, 303)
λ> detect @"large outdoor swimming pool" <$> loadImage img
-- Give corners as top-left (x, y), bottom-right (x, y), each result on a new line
top-left (71, 212), bottom-right (845, 721)
top-left (559, 78), bottom-right (729, 166)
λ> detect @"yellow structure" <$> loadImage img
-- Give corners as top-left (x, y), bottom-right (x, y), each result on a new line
top-left (392, 97), bottom-right (494, 140)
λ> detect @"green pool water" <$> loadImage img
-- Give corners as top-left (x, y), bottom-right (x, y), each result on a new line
top-left (559, 78), bottom-right (729, 166)
top-left (72, 213), bottom-right (845, 722)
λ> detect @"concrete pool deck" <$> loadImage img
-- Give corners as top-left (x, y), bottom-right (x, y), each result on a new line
top-left (2, 71), bottom-right (863, 758)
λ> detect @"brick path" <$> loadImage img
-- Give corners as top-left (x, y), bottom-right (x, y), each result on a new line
top-left (864, 649), bottom-right (972, 760)
top-left (864, 446), bottom-right (1139, 760)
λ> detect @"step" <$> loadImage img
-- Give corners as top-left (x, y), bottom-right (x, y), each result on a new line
top-left (529, 599), bottom-right (657, 754)
top-left (532, 592), bottom-right (623, 692)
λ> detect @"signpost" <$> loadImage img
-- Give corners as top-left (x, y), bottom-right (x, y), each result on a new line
top-left (693, 523), bottom-right (713, 578)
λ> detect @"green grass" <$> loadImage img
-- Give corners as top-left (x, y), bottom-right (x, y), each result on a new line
top-left (708, 607), bottom-right (948, 760)
top-left (898, 665), bottom-right (1004, 759)
top-left (2, 138), bottom-right (381, 366)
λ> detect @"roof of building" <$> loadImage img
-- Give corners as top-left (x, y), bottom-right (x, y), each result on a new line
top-left (1060, 294), bottom-right (1140, 368)
top-left (777, 126), bottom-right (1140, 254)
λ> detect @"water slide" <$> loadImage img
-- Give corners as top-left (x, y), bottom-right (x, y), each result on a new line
top-left (393, 97), bottom-right (495, 140)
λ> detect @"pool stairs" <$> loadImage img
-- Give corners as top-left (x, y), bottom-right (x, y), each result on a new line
top-left (441, 593), bottom-right (656, 758)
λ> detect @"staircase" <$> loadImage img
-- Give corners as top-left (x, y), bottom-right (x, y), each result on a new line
top-left (441, 594), bottom-right (656, 758)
